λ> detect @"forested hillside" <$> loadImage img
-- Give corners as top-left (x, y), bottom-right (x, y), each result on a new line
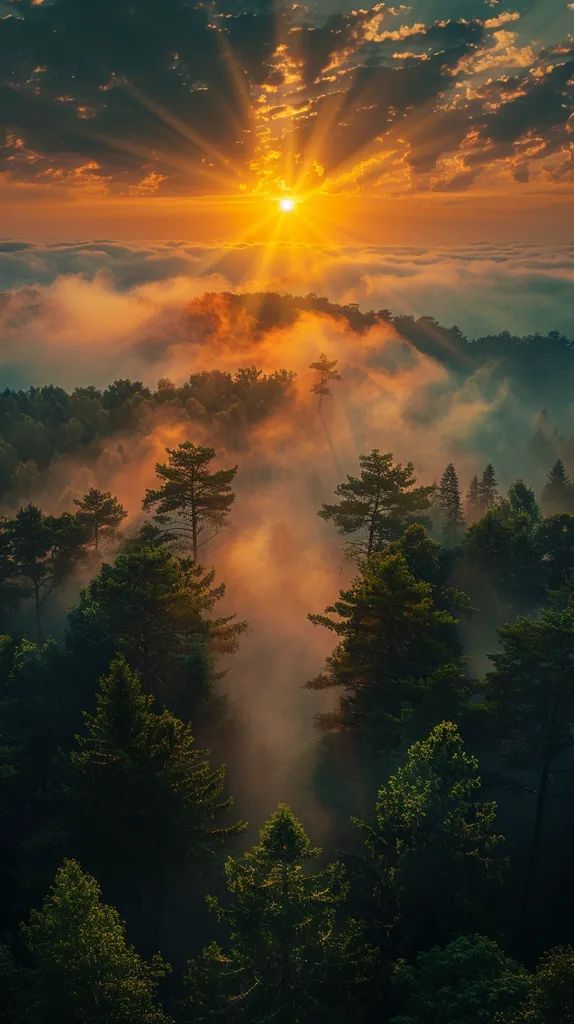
top-left (3, 297), bottom-right (574, 1022)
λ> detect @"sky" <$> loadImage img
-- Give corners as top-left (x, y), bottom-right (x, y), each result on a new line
top-left (0, 0), bottom-right (572, 243)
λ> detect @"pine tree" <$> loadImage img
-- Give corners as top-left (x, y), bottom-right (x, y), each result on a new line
top-left (186, 804), bottom-right (376, 1023)
top-left (465, 474), bottom-right (481, 523)
top-left (143, 442), bottom-right (237, 561)
top-left (437, 463), bottom-right (464, 544)
top-left (69, 656), bottom-right (242, 896)
top-left (66, 539), bottom-right (246, 716)
top-left (307, 551), bottom-right (469, 746)
top-left (486, 599), bottom-right (574, 916)
top-left (319, 449), bottom-right (435, 557)
top-left (19, 859), bottom-right (171, 1024)
top-left (478, 463), bottom-right (498, 511)
top-left (73, 486), bottom-right (127, 553)
top-left (357, 722), bottom-right (503, 953)
top-left (8, 505), bottom-right (86, 642)
top-left (541, 459), bottom-right (574, 516)
top-left (309, 352), bottom-right (341, 410)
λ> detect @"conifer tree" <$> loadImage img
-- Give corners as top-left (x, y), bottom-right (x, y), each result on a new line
top-left (19, 859), bottom-right (171, 1024)
top-left (465, 474), bottom-right (481, 523)
top-left (486, 598), bottom-right (574, 916)
top-left (478, 463), bottom-right (498, 511)
top-left (66, 538), bottom-right (246, 716)
top-left (309, 352), bottom-right (341, 410)
top-left (437, 463), bottom-right (464, 544)
top-left (69, 656), bottom-right (242, 895)
top-left (186, 804), bottom-right (375, 1023)
top-left (307, 552), bottom-right (469, 746)
top-left (143, 442), bottom-right (237, 561)
top-left (541, 459), bottom-right (574, 516)
top-left (8, 505), bottom-right (85, 642)
top-left (319, 449), bottom-right (434, 557)
top-left (357, 722), bottom-right (503, 952)
top-left (73, 486), bottom-right (127, 553)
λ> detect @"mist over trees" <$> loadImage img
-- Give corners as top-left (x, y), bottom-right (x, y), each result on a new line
top-left (4, 310), bottom-right (574, 1022)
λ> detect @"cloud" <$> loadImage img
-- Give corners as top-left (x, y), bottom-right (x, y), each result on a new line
top-left (0, 0), bottom-right (571, 202)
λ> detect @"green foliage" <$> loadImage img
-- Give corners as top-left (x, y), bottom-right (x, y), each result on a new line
top-left (73, 486), bottom-right (127, 552)
top-left (358, 723), bottom-right (503, 952)
top-left (308, 546), bottom-right (471, 746)
top-left (501, 946), bottom-right (574, 1023)
top-left (464, 494), bottom-right (544, 607)
top-left (319, 449), bottom-right (435, 557)
top-left (478, 464), bottom-right (498, 511)
top-left (67, 537), bottom-right (246, 717)
top-left (19, 858), bottom-right (171, 1023)
top-left (437, 463), bottom-right (465, 545)
top-left (186, 804), bottom-right (376, 1023)
top-left (143, 442), bottom-right (237, 560)
top-left (4, 504), bottom-right (87, 640)
top-left (69, 656), bottom-right (242, 886)
top-left (390, 934), bottom-right (530, 1024)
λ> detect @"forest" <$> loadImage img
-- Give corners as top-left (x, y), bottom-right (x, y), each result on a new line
top-left (3, 304), bottom-right (574, 1023)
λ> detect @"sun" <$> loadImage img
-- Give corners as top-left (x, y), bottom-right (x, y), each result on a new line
top-left (279, 196), bottom-right (295, 212)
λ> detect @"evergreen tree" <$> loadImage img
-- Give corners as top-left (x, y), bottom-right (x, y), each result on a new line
top-left (437, 463), bottom-right (464, 544)
top-left (357, 722), bottom-right (503, 953)
top-left (478, 464), bottom-right (498, 511)
top-left (73, 486), bottom-right (127, 553)
top-left (486, 599), bottom-right (574, 916)
top-left (19, 859), bottom-right (171, 1024)
top-left (7, 505), bottom-right (86, 642)
top-left (465, 474), bottom-right (481, 524)
top-left (307, 551), bottom-right (470, 747)
top-left (186, 804), bottom-right (376, 1023)
top-left (69, 657), bottom-right (242, 913)
top-left (464, 498), bottom-right (544, 608)
top-left (143, 442), bottom-right (237, 561)
top-left (391, 934), bottom-right (529, 1024)
top-left (319, 450), bottom-right (434, 557)
top-left (541, 459), bottom-right (574, 516)
top-left (508, 479), bottom-right (540, 523)
top-left (66, 538), bottom-right (246, 717)
top-left (309, 352), bottom-right (341, 410)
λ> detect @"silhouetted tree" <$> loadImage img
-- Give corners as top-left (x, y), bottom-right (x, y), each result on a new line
top-left (309, 353), bottom-right (341, 410)
top-left (358, 722), bottom-right (503, 953)
top-left (319, 450), bottom-right (434, 557)
top-left (186, 804), bottom-right (375, 1023)
top-left (541, 459), bottom-right (574, 517)
top-left (486, 599), bottom-right (574, 916)
top-left (67, 538), bottom-right (246, 717)
top-left (437, 463), bottom-right (464, 544)
top-left (8, 506), bottom-right (85, 642)
top-left (19, 859), bottom-right (171, 1024)
top-left (307, 552), bottom-right (470, 747)
top-left (69, 657), bottom-right (242, 924)
top-left (478, 463), bottom-right (498, 511)
top-left (73, 487), bottom-right (127, 553)
top-left (465, 474), bottom-right (481, 523)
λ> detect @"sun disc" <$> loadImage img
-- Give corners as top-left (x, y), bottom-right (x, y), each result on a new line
top-left (279, 196), bottom-right (295, 212)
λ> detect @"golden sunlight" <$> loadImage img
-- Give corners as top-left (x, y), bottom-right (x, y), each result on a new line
top-left (279, 197), bottom-right (295, 212)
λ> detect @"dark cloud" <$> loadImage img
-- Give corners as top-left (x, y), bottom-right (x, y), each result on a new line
top-left (0, 0), bottom-right (572, 196)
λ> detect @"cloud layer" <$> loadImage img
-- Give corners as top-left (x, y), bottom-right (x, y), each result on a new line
top-left (0, 0), bottom-right (572, 203)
